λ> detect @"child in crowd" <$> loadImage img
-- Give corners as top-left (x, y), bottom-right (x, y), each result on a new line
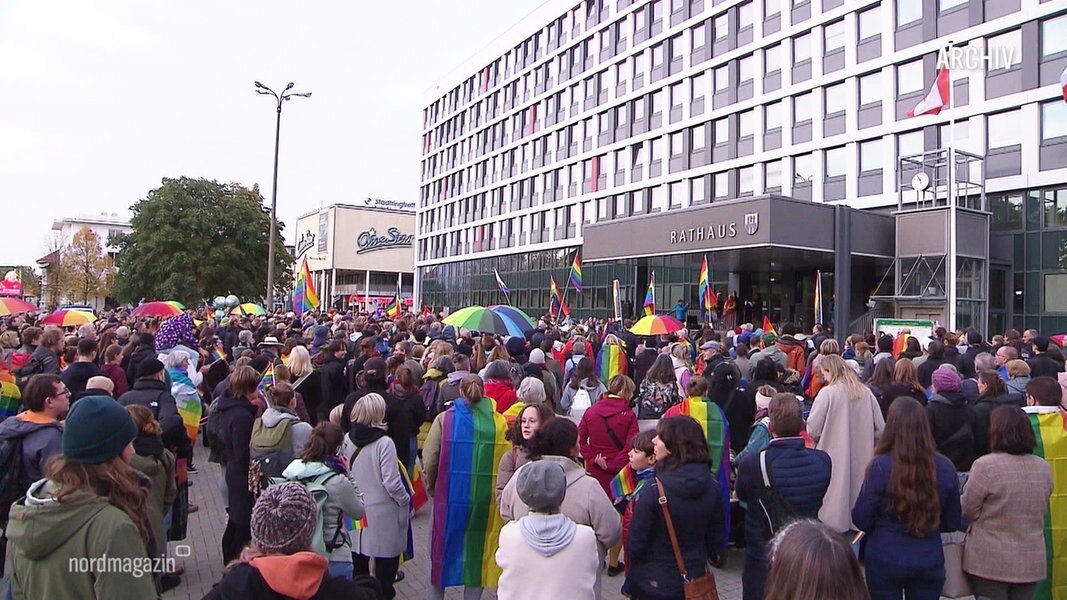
top-left (609, 429), bottom-right (657, 589)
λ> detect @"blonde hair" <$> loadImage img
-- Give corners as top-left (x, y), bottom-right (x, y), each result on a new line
top-left (819, 354), bottom-right (869, 400)
top-left (126, 404), bottom-right (162, 436)
top-left (1006, 359), bottom-right (1031, 378)
top-left (329, 404), bottom-right (345, 426)
top-left (670, 343), bottom-right (690, 361)
top-left (820, 339), bottom-right (841, 355)
top-left (350, 393), bottom-right (387, 428)
top-left (287, 346), bottom-right (313, 378)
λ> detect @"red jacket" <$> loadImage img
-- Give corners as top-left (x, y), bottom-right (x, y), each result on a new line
top-left (483, 379), bottom-right (518, 413)
top-left (578, 394), bottom-right (638, 495)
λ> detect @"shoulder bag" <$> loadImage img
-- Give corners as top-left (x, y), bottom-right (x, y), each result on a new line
top-left (655, 478), bottom-right (720, 600)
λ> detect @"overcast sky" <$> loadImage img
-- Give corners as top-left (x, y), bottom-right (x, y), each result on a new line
top-left (0, 0), bottom-right (542, 267)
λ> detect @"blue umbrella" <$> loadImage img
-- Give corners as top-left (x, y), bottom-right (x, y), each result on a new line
top-left (487, 305), bottom-right (537, 337)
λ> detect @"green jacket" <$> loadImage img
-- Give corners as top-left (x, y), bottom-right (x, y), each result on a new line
top-left (130, 446), bottom-right (178, 560)
top-left (7, 479), bottom-right (158, 600)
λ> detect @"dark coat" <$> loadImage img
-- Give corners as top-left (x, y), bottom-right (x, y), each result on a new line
top-left (735, 437), bottom-right (831, 560)
top-left (117, 379), bottom-right (188, 450)
top-left (18, 345), bottom-right (60, 378)
top-left (61, 361), bottom-right (105, 401)
top-left (972, 392), bottom-right (1024, 457)
top-left (0, 414), bottom-right (63, 485)
top-left (962, 344), bottom-right (993, 379)
top-left (319, 355), bottom-right (347, 417)
top-left (926, 391), bottom-right (977, 472)
top-left (1027, 354), bottom-right (1064, 379)
top-left (123, 343), bottom-right (156, 383)
top-left (632, 349), bottom-right (658, 388)
top-left (916, 358), bottom-right (946, 390)
top-left (294, 370), bottom-right (325, 424)
top-left (627, 462), bottom-right (725, 600)
top-left (341, 385), bottom-right (418, 468)
top-left (217, 392), bottom-right (256, 526)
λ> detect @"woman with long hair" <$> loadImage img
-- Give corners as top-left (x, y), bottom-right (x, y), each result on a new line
top-left (284, 421), bottom-right (366, 579)
top-left (962, 406), bottom-right (1052, 599)
top-left (288, 345), bottom-right (325, 424)
top-left (852, 397), bottom-right (961, 599)
top-left (807, 354), bottom-right (885, 533)
top-left (424, 375), bottom-right (509, 600)
top-left (880, 358), bottom-right (927, 416)
top-left (764, 520), bottom-right (870, 600)
top-left (497, 402), bottom-right (555, 501)
top-left (633, 354), bottom-right (682, 419)
top-left (388, 364), bottom-right (427, 473)
top-left (341, 393), bottom-right (409, 598)
top-left (8, 395), bottom-right (157, 598)
top-left (561, 356), bottom-right (606, 416)
top-left (866, 358), bottom-right (894, 409)
top-left (626, 416), bottom-right (725, 600)
top-left (126, 404), bottom-right (179, 592)
top-left (669, 343), bottom-right (693, 391)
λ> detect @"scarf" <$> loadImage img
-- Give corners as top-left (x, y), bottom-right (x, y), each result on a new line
top-left (348, 423), bottom-right (388, 448)
top-left (517, 513), bottom-right (576, 557)
top-left (132, 433), bottom-right (164, 458)
top-left (167, 367), bottom-right (197, 397)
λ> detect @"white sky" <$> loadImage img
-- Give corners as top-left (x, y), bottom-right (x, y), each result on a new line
top-left (0, 0), bottom-right (542, 266)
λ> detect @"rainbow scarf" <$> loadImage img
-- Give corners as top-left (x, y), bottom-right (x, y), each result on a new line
top-left (1029, 409), bottom-right (1067, 600)
top-left (430, 398), bottom-right (508, 589)
top-left (0, 370), bottom-right (21, 419)
top-left (167, 368), bottom-right (202, 444)
top-left (596, 344), bottom-right (627, 384)
top-left (664, 397), bottom-right (732, 542)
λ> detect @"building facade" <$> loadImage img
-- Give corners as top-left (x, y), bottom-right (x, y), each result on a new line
top-left (37, 213), bottom-right (131, 310)
top-left (417, 0), bottom-right (1067, 335)
top-left (292, 203), bottom-right (416, 311)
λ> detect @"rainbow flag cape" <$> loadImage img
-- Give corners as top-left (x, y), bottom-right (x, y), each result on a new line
top-left (258, 363), bottom-right (274, 392)
top-left (167, 368), bottom-right (202, 444)
top-left (0, 370), bottom-right (21, 420)
top-left (1029, 409), bottom-right (1067, 600)
top-left (643, 272), bottom-right (656, 316)
top-left (569, 252), bottom-right (583, 294)
top-left (292, 259), bottom-right (320, 315)
top-left (596, 344), bottom-right (627, 383)
top-left (664, 398), bottom-right (732, 543)
top-left (430, 397), bottom-right (508, 589)
top-left (762, 315), bottom-right (777, 336)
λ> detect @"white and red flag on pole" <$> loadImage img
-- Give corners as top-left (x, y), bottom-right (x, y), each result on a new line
top-left (1060, 64), bottom-right (1067, 103)
top-left (907, 66), bottom-right (950, 117)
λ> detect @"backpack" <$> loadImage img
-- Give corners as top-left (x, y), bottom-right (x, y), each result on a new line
top-left (248, 417), bottom-right (294, 497)
top-left (269, 470), bottom-right (347, 557)
top-left (570, 387), bottom-right (592, 417)
top-left (755, 450), bottom-right (800, 536)
top-left (418, 378), bottom-right (446, 421)
top-left (13, 357), bottom-right (42, 391)
top-left (205, 398), bottom-right (225, 459)
top-left (0, 435), bottom-right (27, 523)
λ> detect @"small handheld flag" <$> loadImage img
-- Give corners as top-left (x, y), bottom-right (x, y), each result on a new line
top-left (494, 269), bottom-right (510, 295)
top-left (211, 347), bottom-right (227, 364)
top-left (762, 316), bottom-right (777, 336)
top-left (569, 253), bottom-right (583, 294)
top-left (257, 362), bottom-right (274, 392)
top-left (642, 272), bottom-right (656, 317)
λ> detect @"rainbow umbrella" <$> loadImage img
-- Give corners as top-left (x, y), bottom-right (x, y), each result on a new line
top-left (132, 301), bottom-right (183, 318)
top-left (628, 314), bottom-right (685, 336)
top-left (40, 309), bottom-right (95, 327)
top-left (0, 298), bottom-right (39, 316)
top-left (166, 300), bottom-right (186, 310)
top-left (230, 303), bottom-right (266, 316)
top-left (442, 305), bottom-right (510, 335)
top-left (487, 305), bottom-right (537, 337)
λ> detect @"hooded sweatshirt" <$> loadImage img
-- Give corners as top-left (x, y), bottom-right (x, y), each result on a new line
top-left (203, 551), bottom-right (376, 600)
top-left (261, 406), bottom-right (313, 456)
top-left (560, 378), bottom-right (607, 416)
top-left (496, 515), bottom-right (598, 600)
top-left (7, 479), bottom-right (157, 600)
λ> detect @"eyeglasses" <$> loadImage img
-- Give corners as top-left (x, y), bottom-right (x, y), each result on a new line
top-left (51, 389), bottom-right (71, 399)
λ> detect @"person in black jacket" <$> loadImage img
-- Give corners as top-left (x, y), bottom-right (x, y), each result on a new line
top-left (15, 326), bottom-right (63, 382)
top-left (1026, 336), bottom-right (1065, 379)
top-left (117, 358), bottom-right (188, 452)
top-left (916, 340), bottom-right (948, 390)
top-left (340, 358), bottom-right (415, 469)
top-left (122, 332), bottom-right (156, 383)
top-left (961, 330), bottom-right (993, 379)
top-left (736, 393), bottom-right (832, 600)
top-left (627, 416), bottom-right (725, 600)
top-left (632, 340), bottom-right (659, 388)
top-left (926, 367), bottom-right (977, 473)
top-left (217, 365), bottom-right (259, 564)
top-left (60, 338), bottom-right (104, 401)
top-left (319, 341), bottom-right (348, 419)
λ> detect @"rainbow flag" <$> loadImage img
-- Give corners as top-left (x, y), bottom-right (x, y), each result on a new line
top-left (643, 272), bottom-right (656, 316)
top-left (549, 276), bottom-right (569, 318)
top-left (891, 331), bottom-right (908, 359)
top-left (813, 270), bottom-right (824, 325)
top-left (343, 513), bottom-right (369, 531)
top-left (385, 272), bottom-right (402, 319)
top-left (1029, 409), bottom-right (1067, 600)
top-left (610, 464), bottom-right (638, 501)
top-left (0, 370), bottom-right (21, 419)
top-left (167, 368), bottom-right (202, 444)
top-left (258, 362), bottom-right (274, 392)
top-left (569, 252), bottom-right (583, 294)
top-left (596, 344), bottom-right (627, 383)
top-left (698, 255), bottom-right (711, 313)
top-left (211, 347), bottom-right (227, 364)
top-left (494, 269), bottom-right (510, 295)
top-left (292, 259), bottom-right (320, 315)
top-left (429, 396), bottom-right (508, 589)
top-left (663, 398), bottom-right (732, 544)
top-left (762, 315), bottom-right (777, 336)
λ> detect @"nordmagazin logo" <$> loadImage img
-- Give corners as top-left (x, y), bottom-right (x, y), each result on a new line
top-left (936, 44), bottom-right (1016, 71)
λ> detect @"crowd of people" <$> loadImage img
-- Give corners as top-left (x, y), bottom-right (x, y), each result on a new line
top-left (0, 306), bottom-right (1064, 600)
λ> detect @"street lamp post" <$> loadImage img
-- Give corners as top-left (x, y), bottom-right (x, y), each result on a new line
top-left (255, 81), bottom-right (311, 310)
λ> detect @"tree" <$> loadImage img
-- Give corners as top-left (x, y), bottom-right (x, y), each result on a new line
top-left (62, 227), bottom-right (112, 303)
top-left (113, 177), bottom-right (293, 306)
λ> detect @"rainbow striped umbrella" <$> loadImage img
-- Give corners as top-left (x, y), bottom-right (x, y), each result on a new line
top-left (40, 309), bottom-right (95, 326)
top-left (486, 305), bottom-right (537, 337)
top-left (628, 314), bottom-right (685, 336)
top-left (0, 298), bottom-right (39, 316)
top-left (230, 303), bottom-right (266, 316)
top-left (132, 301), bottom-right (183, 318)
top-left (166, 300), bottom-right (186, 310)
top-left (442, 305), bottom-right (510, 335)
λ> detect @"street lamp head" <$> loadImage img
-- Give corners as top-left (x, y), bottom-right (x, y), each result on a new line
top-left (285, 82), bottom-right (294, 91)
top-left (255, 89), bottom-right (273, 96)
top-left (254, 81), bottom-right (267, 89)
top-left (292, 92), bottom-right (312, 98)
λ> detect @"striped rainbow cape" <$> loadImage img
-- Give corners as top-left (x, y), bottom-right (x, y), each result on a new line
top-left (663, 397), bottom-right (732, 543)
top-left (0, 370), bottom-right (21, 420)
top-left (1029, 408), bottom-right (1067, 600)
top-left (430, 398), bottom-right (508, 589)
top-left (167, 368), bottom-right (202, 444)
top-left (596, 344), bottom-right (627, 384)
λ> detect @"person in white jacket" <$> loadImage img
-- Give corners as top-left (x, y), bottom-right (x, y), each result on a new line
top-left (496, 460), bottom-right (598, 600)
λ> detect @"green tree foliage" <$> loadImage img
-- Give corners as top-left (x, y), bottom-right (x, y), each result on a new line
top-left (113, 177), bottom-right (293, 306)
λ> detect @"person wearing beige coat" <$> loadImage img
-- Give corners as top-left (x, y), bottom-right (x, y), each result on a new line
top-left (806, 354), bottom-right (885, 533)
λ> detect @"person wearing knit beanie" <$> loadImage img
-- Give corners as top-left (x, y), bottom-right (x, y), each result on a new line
top-left (63, 395), bottom-right (138, 464)
top-left (932, 366), bottom-right (962, 393)
top-left (251, 482), bottom-right (318, 555)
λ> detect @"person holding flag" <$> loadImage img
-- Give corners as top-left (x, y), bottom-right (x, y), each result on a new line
top-left (642, 273), bottom-right (656, 316)
top-left (384, 273), bottom-right (403, 320)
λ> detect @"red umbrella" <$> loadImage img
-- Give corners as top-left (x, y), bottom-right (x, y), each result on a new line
top-left (0, 298), bottom-right (38, 316)
top-left (132, 301), bottom-right (183, 318)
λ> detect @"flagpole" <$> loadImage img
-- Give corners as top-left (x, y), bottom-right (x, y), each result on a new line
top-left (946, 41), bottom-right (957, 332)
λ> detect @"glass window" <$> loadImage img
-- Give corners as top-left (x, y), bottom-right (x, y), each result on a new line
top-left (1043, 100), bottom-right (1067, 141)
top-left (1044, 14), bottom-right (1067, 58)
top-left (793, 92), bottom-right (812, 122)
top-left (824, 20), bottom-right (846, 53)
top-left (634, 97), bottom-right (646, 119)
top-left (859, 71), bottom-right (882, 105)
top-left (714, 14), bottom-right (729, 40)
top-left (692, 125), bottom-right (707, 151)
top-left (739, 166), bottom-right (755, 195)
top-left (765, 100), bottom-right (782, 130)
top-left (898, 130), bottom-right (924, 157)
top-left (692, 22), bottom-right (707, 51)
top-left (765, 160), bottom-right (782, 189)
top-left (858, 6), bottom-right (880, 40)
top-left (859, 139), bottom-right (883, 172)
top-left (714, 65), bottom-right (729, 91)
top-left (671, 34), bottom-right (684, 61)
top-left (939, 0), bottom-right (967, 11)
top-left (739, 2), bottom-right (754, 29)
top-left (651, 137), bottom-right (665, 161)
top-left (692, 73), bottom-right (707, 101)
top-left (988, 110), bottom-right (1021, 148)
top-left (1044, 189), bottom-right (1067, 229)
top-left (897, 0), bottom-right (922, 26)
top-left (670, 180), bottom-right (687, 207)
top-left (987, 30), bottom-right (1022, 72)
top-left (615, 104), bottom-right (628, 125)
top-left (764, 0), bottom-right (780, 17)
top-left (1046, 274), bottom-right (1067, 313)
top-left (691, 177), bottom-right (707, 203)
top-left (739, 110), bottom-right (755, 138)
top-left (793, 33), bottom-right (811, 63)
top-left (794, 154), bottom-right (813, 183)
top-left (765, 43), bottom-right (781, 73)
top-left (991, 193), bottom-right (1023, 231)
top-left (897, 60), bottom-right (924, 95)
top-left (670, 131), bottom-right (685, 155)
top-left (652, 185), bottom-right (667, 212)
top-left (670, 82), bottom-right (684, 108)
top-left (739, 55), bottom-right (755, 82)
top-left (715, 118), bottom-right (729, 144)
top-left (825, 146), bottom-right (847, 178)
top-left (824, 83), bottom-right (845, 115)
top-left (714, 171), bottom-right (729, 198)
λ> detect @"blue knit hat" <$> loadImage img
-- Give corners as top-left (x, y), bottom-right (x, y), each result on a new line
top-left (62, 396), bottom-right (138, 464)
